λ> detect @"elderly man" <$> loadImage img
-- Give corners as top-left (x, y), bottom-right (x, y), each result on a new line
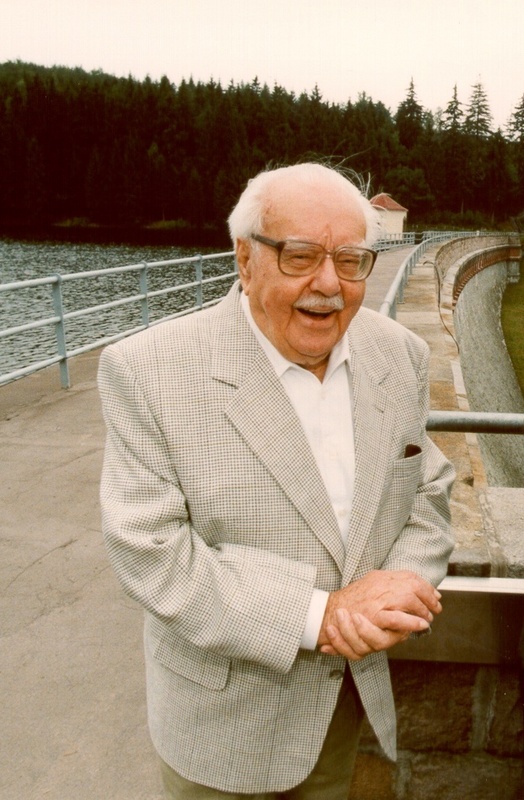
top-left (98, 163), bottom-right (455, 800)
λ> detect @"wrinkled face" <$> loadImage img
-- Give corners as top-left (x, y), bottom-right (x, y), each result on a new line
top-left (237, 177), bottom-right (368, 380)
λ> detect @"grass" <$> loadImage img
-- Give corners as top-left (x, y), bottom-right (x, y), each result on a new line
top-left (501, 268), bottom-right (524, 396)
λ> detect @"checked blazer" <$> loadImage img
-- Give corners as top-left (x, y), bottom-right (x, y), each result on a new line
top-left (98, 281), bottom-right (455, 794)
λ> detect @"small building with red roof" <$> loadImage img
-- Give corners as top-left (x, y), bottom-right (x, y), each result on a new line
top-left (370, 193), bottom-right (408, 238)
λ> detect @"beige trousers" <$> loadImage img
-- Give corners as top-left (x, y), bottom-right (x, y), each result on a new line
top-left (160, 667), bottom-right (364, 800)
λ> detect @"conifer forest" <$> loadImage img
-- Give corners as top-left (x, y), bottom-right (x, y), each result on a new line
top-left (2, 61), bottom-right (524, 245)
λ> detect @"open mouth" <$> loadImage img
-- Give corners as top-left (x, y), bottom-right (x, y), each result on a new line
top-left (296, 308), bottom-right (335, 320)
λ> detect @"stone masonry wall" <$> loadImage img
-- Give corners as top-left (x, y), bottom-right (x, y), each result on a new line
top-left (350, 662), bottom-right (523, 800)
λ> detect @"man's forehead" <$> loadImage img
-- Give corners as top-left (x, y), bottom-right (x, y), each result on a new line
top-left (262, 176), bottom-right (366, 236)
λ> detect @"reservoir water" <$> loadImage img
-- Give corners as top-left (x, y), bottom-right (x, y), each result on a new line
top-left (0, 237), bottom-right (236, 376)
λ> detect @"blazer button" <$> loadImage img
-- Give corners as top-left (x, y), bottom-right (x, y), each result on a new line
top-left (329, 669), bottom-right (344, 680)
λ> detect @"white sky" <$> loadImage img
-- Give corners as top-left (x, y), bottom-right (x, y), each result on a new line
top-left (2, 0), bottom-right (523, 129)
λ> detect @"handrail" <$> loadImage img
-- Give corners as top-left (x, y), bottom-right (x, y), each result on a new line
top-left (0, 250), bottom-right (237, 388)
top-left (427, 411), bottom-right (524, 434)
top-left (374, 232), bottom-right (416, 251)
top-left (0, 231), bottom-right (521, 396)
top-left (0, 233), bottom-right (422, 389)
top-left (378, 231), bottom-right (474, 318)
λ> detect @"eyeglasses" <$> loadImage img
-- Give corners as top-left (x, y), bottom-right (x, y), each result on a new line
top-left (251, 234), bottom-right (377, 281)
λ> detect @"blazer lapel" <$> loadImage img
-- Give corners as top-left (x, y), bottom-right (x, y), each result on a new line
top-left (342, 327), bottom-right (396, 583)
top-left (211, 285), bottom-right (345, 572)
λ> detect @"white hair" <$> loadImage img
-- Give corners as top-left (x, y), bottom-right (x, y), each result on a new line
top-left (228, 162), bottom-right (382, 247)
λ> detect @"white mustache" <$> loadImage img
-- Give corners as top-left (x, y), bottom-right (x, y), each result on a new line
top-left (293, 294), bottom-right (344, 312)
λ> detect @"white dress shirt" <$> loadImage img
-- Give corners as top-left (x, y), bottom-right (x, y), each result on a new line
top-left (240, 291), bottom-right (355, 649)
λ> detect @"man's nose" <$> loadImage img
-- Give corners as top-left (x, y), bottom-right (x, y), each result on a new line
top-left (309, 253), bottom-right (341, 294)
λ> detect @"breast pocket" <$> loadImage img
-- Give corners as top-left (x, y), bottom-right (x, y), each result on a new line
top-left (388, 451), bottom-right (423, 525)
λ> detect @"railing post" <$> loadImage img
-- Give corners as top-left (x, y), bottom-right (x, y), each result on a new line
top-left (51, 274), bottom-right (70, 389)
top-left (139, 262), bottom-right (149, 328)
top-left (195, 255), bottom-right (203, 309)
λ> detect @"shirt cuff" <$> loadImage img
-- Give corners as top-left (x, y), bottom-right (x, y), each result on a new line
top-left (300, 589), bottom-right (330, 650)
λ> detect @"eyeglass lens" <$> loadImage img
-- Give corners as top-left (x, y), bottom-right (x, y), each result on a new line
top-left (280, 242), bottom-right (372, 279)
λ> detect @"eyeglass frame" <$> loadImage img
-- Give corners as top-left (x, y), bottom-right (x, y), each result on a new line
top-left (250, 234), bottom-right (377, 281)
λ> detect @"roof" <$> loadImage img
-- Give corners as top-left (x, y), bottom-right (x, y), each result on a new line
top-left (370, 193), bottom-right (408, 212)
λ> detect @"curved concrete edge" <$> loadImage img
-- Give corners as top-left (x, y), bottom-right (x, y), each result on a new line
top-left (453, 263), bottom-right (524, 487)
top-left (396, 242), bottom-right (524, 581)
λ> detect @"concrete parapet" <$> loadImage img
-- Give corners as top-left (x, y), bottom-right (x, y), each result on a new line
top-left (486, 488), bottom-right (524, 578)
top-left (433, 234), bottom-right (518, 285)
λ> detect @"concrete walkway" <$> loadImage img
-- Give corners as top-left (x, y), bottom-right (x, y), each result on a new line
top-left (0, 247), bottom-right (453, 800)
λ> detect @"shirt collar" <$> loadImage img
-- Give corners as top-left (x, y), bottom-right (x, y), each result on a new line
top-left (240, 290), bottom-right (351, 380)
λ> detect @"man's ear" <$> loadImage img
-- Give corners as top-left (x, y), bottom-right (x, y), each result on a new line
top-left (236, 238), bottom-right (252, 295)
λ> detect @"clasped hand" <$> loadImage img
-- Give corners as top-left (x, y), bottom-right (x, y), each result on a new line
top-left (317, 570), bottom-right (442, 661)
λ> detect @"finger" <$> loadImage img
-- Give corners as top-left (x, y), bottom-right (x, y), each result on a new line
top-left (325, 618), bottom-right (367, 661)
top-left (374, 609), bottom-right (432, 634)
top-left (350, 611), bottom-right (420, 653)
top-left (383, 580), bottom-right (442, 619)
top-left (353, 570), bottom-right (442, 619)
top-left (414, 591), bottom-right (442, 616)
top-left (319, 643), bottom-right (339, 656)
top-left (379, 596), bottom-right (435, 623)
top-left (404, 593), bottom-right (438, 620)
top-left (335, 609), bottom-right (395, 659)
top-left (409, 579), bottom-right (443, 614)
top-left (324, 611), bottom-right (412, 659)
top-left (349, 612), bottom-right (402, 651)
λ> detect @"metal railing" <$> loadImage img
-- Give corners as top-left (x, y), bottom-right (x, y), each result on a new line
top-left (0, 232), bottom-right (521, 405)
top-left (378, 231), bottom-right (474, 318)
top-left (427, 410), bottom-right (524, 434)
top-left (0, 233), bottom-right (430, 389)
top-left (374, 232), bottom-right (416, 251)
top-left (0, 251), bottom-right (237, 388)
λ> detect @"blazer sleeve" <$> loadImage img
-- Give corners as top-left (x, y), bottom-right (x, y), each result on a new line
top-left (98, 344), bottom-right (317, 674)
top-left (379, 344), bottom-right (455, 584)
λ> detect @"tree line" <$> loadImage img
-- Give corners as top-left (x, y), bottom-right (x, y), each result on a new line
top-left (1, 61), bottom-right (524, 244)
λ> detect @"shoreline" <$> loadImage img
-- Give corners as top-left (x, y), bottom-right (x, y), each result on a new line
top-left (0, 221), bottom-right (230, 249)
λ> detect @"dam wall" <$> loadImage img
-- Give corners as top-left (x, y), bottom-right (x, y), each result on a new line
top-left (441, 239), bottom-right (524, 487)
